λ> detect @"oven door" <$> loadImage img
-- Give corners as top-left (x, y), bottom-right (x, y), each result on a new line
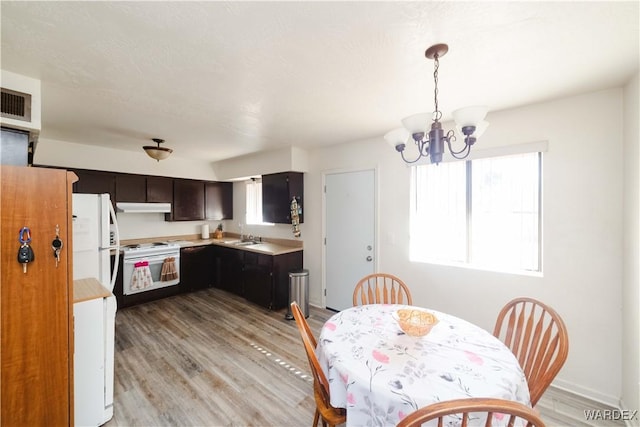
top-left (122, 252), bottom-right (180, 295)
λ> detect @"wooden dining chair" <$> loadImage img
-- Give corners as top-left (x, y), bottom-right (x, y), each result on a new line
top-left (291, 302), bottom-right (346, 427)
top-left (396, 397), bottom-right (546, 427)
top-left (493, 297), bottom-right (569, 406)
top-left (352, 273), bottom-right (412, 306)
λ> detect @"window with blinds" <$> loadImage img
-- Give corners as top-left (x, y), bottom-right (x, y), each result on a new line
top-left (410, 151), bottom-right (542, 274)
top-left (246, 178), bottom-right (263, 225)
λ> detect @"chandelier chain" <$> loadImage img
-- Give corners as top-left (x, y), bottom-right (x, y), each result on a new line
top-left (433, 53), bottom-right (440, 120)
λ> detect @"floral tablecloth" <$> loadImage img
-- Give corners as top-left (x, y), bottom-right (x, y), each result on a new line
top-left (316, 304), bottom-right (530, 427)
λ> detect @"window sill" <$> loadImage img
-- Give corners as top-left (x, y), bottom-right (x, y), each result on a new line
top-left (410, 257), bottom-right (543, 278)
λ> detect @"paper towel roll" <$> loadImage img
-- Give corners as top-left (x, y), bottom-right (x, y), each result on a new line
top-left (201, 224), bottom-right (210, 239)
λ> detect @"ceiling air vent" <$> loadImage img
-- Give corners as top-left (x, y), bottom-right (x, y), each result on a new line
top-left (1, 88), bottom-right (32, 122)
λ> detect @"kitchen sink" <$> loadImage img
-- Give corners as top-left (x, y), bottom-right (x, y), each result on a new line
top-left (233, 241), bottom-right (261, 246)
top-left (221, 239), bottom-right (241, 244)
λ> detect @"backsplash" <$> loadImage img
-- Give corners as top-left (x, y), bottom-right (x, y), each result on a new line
top-left (115, 212), bottom-right (228, 240)
top-left (115, 212), bottom-right (304, 242)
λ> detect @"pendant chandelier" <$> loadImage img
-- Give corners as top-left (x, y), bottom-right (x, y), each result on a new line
top-left (143, 138), bottom-right (173, 162)
top-left (385, 44), bottom-right (488, 165)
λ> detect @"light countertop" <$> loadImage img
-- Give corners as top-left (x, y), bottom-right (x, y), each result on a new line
top-left (120, 234), bottom-right (303, 256)
top-left (74, 277), bottom-right (112, 303)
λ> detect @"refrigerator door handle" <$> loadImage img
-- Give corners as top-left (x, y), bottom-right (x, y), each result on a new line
top-left (108, 201), bottom-right (120, 289)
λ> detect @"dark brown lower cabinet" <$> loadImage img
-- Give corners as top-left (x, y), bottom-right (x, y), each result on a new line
top-left (242, 252), bottom-right (274, 308)
top-left (181, 246), bottom-right (214, 292)
top-left (242, 250), bottom-right (303, 310)
top-left (213, 246), bottom-right (244, 296)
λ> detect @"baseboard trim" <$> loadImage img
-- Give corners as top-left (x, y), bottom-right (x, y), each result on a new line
top-left (553, 378), bottom-right (620, 408)
top-left (538, 384), bottom-right (632, 427)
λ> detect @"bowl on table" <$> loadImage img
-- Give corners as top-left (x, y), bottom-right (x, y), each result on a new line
top-left (393, 309), bottom-right (438, 337)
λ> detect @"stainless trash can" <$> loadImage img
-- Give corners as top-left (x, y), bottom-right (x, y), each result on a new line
top-left (285, 269), bottom-right (309, 320)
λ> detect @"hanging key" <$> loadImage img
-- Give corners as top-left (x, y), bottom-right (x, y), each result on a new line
top-left (52, 224), bottom-right (63, 267)
top-left (18, 227), bottom-right (35, 273)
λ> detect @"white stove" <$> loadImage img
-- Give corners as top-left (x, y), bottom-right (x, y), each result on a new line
top-left (122, 241), bottom-right (180, 259)
top-left (121, 241), bottom-right (181, 295)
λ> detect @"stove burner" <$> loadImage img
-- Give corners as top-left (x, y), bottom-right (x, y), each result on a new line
top-left (124, 244), bottom-right (140, 249)
top-left (152, 242), bottom-right (167, 246)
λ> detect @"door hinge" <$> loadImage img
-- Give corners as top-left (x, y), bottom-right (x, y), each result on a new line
top-left (324, 185), bottom-right (326, 193)
top-left (324, 237), bottom-right (326, 245)
top-left (324, 288), bottom-right (326, 296)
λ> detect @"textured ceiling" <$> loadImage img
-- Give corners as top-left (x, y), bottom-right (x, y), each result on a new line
top-left (1, 1), bottom-right (638, 162)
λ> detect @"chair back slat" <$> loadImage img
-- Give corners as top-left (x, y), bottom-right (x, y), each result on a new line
top-left (352, 273), bottom-right (412, 306)
top-left (520, 304), bottom-right (542, 376)
top-left (396, 397), bottom-right (546, 427)
top-left (493, 297), bottom-right (569, 406)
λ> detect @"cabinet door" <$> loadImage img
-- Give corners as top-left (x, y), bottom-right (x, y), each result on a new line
top-left (1, 166), bottom-right (73, 425)
top-left (172, 179), bottom-right (205, 221)
top-left (73, 168), bottom-right (115, 194)
top-left (205, 181), bottom-right (233, 220)
top-left (115, 173), bottom-right (146, 202)
top-left (72, 169), bottom-right (116, 209)
top-left (262, 172), bottom-right (303, 224)
top-left (262, 173), bottom-right (288, 224)
top-left (217, 246), bottom-right (243, 295)
top-left (272, 251), bottom-right (303, 309)
top-left (147, 176), bottom-right (173, 203)
top-left (180, 246), bottom-right (213, 292)
top-left (242, 252), bottom-right (273, 308)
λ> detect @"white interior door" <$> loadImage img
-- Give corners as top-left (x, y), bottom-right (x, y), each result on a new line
top-left (324, 169), bottom-right (375, 311)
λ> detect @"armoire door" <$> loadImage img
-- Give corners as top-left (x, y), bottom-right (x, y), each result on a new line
top-left (1, 165), bottom-right (74, 425)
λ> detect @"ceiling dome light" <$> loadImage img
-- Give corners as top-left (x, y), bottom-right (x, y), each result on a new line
top-left (143, 138), bottom-right (173, 162)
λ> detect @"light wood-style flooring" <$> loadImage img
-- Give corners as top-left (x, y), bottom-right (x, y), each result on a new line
top-left (105, 288), bottom-right (332, 426)
top-left (105, 288), bottom-right (576, 427)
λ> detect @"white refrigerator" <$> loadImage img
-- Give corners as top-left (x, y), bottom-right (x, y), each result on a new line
top-left (72, 193), bottom-right (120, 427)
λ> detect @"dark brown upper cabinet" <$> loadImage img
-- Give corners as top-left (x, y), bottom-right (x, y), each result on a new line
top-left (205, 181), bottom-right (233, 220)
top-left (68, 168), bottom-right (232, 221)
top-left (115, 174), bottom-right (146, 202)
top-left (72, 169), bottom-right (116, 208)
top-left (262, 172), bottom-right (303, 224)
top-left (169, 179), bottom-right (205, 221)
top-left (146, 176), bottom-right (173, 203)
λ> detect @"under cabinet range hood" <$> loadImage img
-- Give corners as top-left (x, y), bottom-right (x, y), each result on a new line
top-left (116, 202), bottom-right (171, 213)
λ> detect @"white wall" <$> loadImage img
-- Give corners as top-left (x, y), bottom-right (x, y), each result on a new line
top-left (622, 72), bottom-right (640, 414)
top-left (304, 88), bottom-right (625, 406)
top-left (35, 138), bottom-right (220, 180)
top-left (211, 146), bottom-right (309, 180)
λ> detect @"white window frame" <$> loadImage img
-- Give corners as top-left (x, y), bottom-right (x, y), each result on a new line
top-left (410, 142), bottom-right (545, 276)
top-left (245, 178), bottom-right (274, 226)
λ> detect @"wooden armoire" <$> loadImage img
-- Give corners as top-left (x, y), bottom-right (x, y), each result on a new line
top-left (1, 165), bottom-right (76, 425)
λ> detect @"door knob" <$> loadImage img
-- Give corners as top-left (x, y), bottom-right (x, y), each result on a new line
top-left (366, 256), bottom-right (373, 262)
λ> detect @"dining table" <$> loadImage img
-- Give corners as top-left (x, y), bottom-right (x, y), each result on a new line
top-left (316, 304), bottom-right (531, 427)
